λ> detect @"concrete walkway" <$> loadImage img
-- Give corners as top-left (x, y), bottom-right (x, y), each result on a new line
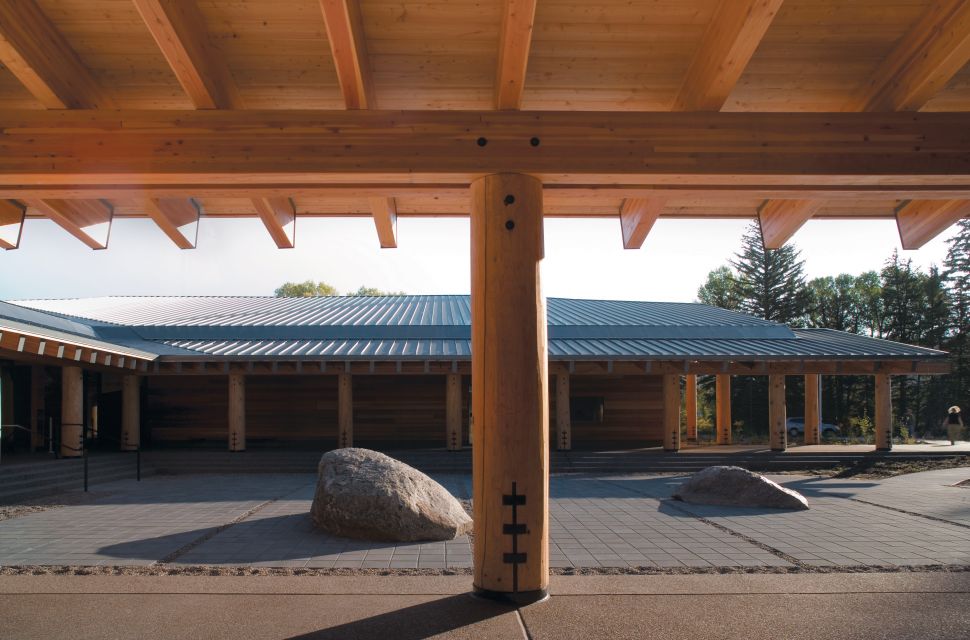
top-left (2, 573), bottom-right (969, 639)
top-left (1, 468), bottom-right (968, 569)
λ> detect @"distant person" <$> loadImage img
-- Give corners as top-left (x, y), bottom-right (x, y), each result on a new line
top-left (943, 406), bottom-right (964, 446)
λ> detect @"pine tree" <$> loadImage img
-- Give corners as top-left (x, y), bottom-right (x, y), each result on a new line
top-left (943, 220), bottom-right (970, 403)
top-left (730, 223), bottom-right (809, 325)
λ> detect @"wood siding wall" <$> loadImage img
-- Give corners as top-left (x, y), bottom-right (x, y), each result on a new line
top-left (144, 373), bottom-right (659, 448)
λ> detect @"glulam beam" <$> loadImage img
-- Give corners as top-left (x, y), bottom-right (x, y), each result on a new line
top-left (495, 0), bottom-right (537, 110)
top-left (672, 0), bottom-right (784, 111)
top-left (143, 198), bottom-right (199, 249)
top-left (368, 197), bottom-right (398, 248)
top-left (0, 199), bottom-right (25, 249)
top-left (619, 198), bottom-right (667, 249)
top-left (252, 197), bottom-right (296, 249)
top-left (319, 0), bottom-right (374, 109)
top-left (758, 199), bottom-right (823, 249)
top-left (133, 0), bottom-right (242, 109)
top-left (896, 200), bottom-right (970, 250)
top-left (0, 0), bottom-right (114, 109)
top-left (26, 199), bottom-right (112, 249)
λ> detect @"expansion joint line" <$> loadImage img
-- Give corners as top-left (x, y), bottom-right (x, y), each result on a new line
top-left (848, 497), bottom-right (970, 531)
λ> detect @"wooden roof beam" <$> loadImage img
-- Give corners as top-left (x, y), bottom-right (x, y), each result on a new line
top-left (26, 199), bottom-right (112, 249)
top-left (619, 198), bottom-right (667, 249)
top-left (896, 200), bottom-right (970, 250)
top-left (368, 197), bottom-right (398, 248)
top-left (495, 0), bottom-right (538, 110)
top-left (758, 200), bottom-right (824, 249)
top-left (319, 0), bottom-right (374, 109)
top-left (252, 197), bottom-right (296, 249)
top-left (846, 0), bottom-right (970, 112)
top-left (672, 0), bottom-right (784, 111)
top-left (0, 199), bottom-right (25, 249)
top-left (143, 198), bottom-right (200, 249)
top-left (0, 0), bottom-right (114, 109)
top-left (133, 0), bottom-right (242, 109)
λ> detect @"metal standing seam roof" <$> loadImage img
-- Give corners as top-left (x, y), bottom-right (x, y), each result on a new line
top-left (1, 296), bottom-right (948, 362)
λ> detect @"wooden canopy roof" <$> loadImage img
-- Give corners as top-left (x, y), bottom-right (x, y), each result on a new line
top-left (1, 0), bottom-right (970, 251)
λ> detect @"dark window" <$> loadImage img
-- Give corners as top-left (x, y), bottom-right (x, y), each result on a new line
top-left (570, 396), bottom-right (604, 423)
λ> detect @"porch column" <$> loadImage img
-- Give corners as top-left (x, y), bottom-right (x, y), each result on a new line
top-left (228, 373), bottom-right (245, 452)
top-left (685, 374), bottom-right (697, 441)
top-left (30, 365), bottom-right (44, 450)
top-left (471, 173), bottom-right (549, 604)
top-left (556, 373), bottom-right (571, 450)
top-left (663, 375), bottom-right (681, 451)
top-left (768, 375), bottom-right (787, 451)
top-left (716, 374), bottom-right (732, 445)
top-left (874, 374), bottom-right (893, 451)
top-left (121, 374), bottom-right (140, 451)
top-left (60, 366), bottom-right (83, 458)
top-left (804, 374), bottom-right (821, 445)
top-left (446, 373), bottom-right (462, 450)
top-left (338, 372), bottom-right (353, 448)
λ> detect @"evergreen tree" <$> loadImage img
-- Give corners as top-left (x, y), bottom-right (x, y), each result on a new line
top-left (696, 266), bottom-right (741, 310)
top-left (854, 271), bottom-right (886, 338)
top-left (943, 220), bottom-right (970, 403)
top-left (730, 224), bottom-right (809, 325)
top-left (807, 274), bottom-right (861, 332)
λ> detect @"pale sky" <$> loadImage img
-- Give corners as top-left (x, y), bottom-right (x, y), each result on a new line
top-left (0, 216), bottom-right (953, 302)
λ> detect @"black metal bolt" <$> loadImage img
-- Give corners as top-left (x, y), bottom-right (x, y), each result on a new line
top-left (505, 220), bottom-right (515, 230)
top-left (504, 194), bottom-right (515, 205)
top-left (530, 137), bottom-right (540, 147)
top-left (477, 137), bottom-right (488, 147)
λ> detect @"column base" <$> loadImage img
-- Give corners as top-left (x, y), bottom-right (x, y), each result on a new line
top-left (875, 446), bottom-right (893, 452)
top-left (472, 586), bottom-right (549, 607)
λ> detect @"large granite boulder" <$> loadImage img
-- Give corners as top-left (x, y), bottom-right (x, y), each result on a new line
top-left (672, 465), bottom-right (809, 510)
top-left (310, 448), bottom-right (472, 541)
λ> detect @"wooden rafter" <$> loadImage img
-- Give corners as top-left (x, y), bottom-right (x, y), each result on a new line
top-left (252, 197), bottom-right (296, 248)
top-left (672, 0), bottom-right (783, 111)
top-left (1, 111), bottom-right (968, 186)
top-left (619, 198), bottom-right (667, 249)
top-left (319, 0), bottom-right (374, 109)
top-left (0, 0), bottom-right (114, 109)
top-left (758, 200), bottom-right (824, 250)
top-left (368, 197), bottom-right (398, 248)
top-left (143, 198), bottom-right (199, 249)
top-left (25, 199), bottom-right (112, 249)
top-left (132, 0), bottom-right (242, 109)
top-left (0, 199), bottom-right (25, 249)
top-left (896, 200), bottom-right (970, 250)
top-left (846, 0), bottom-right (970, 112)
top-left (495, 0), bottom-right (538, 110)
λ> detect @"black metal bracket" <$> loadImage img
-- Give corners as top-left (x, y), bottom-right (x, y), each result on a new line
top-left (502, 481), bottom-right (528, 593)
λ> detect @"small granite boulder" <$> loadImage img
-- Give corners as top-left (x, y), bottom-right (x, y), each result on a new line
top-left (672, 465), bottom-right (809, 510)
top-left (310, 448), bottom-right (473, 541)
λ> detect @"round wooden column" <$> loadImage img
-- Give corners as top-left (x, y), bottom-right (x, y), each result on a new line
top-left (803, 374), bottom-right (821, 445)
top-left (60, 366), bottom-right (83, 458)
top-left (470, 173), bottom-right (549, 605)
top-left (768, 375), bottom-right (787, 451)
top-left (121, 374), bottom-right (140, 451)
top-left (715, 374), bottom-right (732, 445)
top-left (685, 374), bottom-right (698, 441)
top-left (662, 374), bottom-right (681, 451)
top-left (874, 374), bottom-right (893, 451)
top-left (228, 373), bottom-right (246, 452)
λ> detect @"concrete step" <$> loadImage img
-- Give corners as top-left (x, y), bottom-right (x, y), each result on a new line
top-left (0, 467), bottom-right (154, 504)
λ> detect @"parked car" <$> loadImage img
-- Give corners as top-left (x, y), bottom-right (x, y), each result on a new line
top-left (786, 417), bottom-right (840, 439)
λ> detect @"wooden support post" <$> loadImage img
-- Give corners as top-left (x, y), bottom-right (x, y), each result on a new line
top-left (715, 374), bottom-right (732, 445)
top-left (30, 365), bottom-right (44, 450)
top-left (556, 373), bottom-right (571, 451)
top-left (60, 366), bottom-right (83, 458)
top-left (446, 373), bottom-right (462, 450)
top-left (874, 374), bottom-right (893, 451)
top-left (663, 375), bottom-right (681, 452)
top-left (768, 375), bottom-right (787, 451)
top-left (228, 373), bottom-right (246, 452)
top-left (685, 374), bottom-right (697, 441)
top-left (471, 173), bottom-right (549, 605)
top-left (121, 374), bottom-right (140, 451)
top-left (804, 374), bottom-right (821, 445)
top-left (338, 372), bottom-right (353, 448)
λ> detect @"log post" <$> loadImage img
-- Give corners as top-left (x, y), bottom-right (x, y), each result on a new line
top-left (716, 374), bottom-right (732, 445)
top-left (228, 372), bottom-right (246, 452)
top-left (446, 373), bottom-right (462, 450)
top-left (60, 366), bottom-right (83, 458)
top-left (556, 373), bottom-right (571, 450)
top-left (768, 375), bottom-right (787, 451)
top-left (338, 372), bottom-right (353, 448)
top-left (685, 374), bottom-right (697, 441)
top-left (874, 374), bottom-right (893, 451)
top-left (471, 173), bottom-right (549, 605)
top-left (121, 374), bottom-right (140, 451)
top-left (30, 365), bottom-right (44, 450)
top-left (804, 374), bottom-right (821, 445)
top-left (663, 374), bottom-right (681, 451)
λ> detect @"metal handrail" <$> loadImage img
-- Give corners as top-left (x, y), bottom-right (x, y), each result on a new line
top-left (0, 424), bottom-right (34, 466)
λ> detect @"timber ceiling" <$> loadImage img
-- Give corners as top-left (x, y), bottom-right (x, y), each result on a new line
top-left (0, 0), bottom-right (969, 251)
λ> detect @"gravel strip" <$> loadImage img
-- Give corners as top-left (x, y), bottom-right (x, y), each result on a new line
top-left (0, 491), bottom-right (114, 522)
